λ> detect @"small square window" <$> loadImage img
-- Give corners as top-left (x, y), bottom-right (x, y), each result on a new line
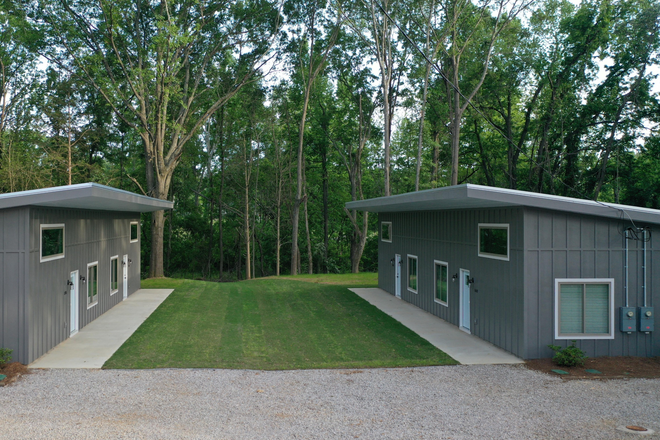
top-left (87, 262), bottom-right (98, 308)
top-left (40, 224), bottom-right (65, 262)
top-left (381, 222), bottom-right (392, 242)
top-left (407, 255), bottom-right (418, 293)
top-left (110, 256), bottom-right (119, 294)
top-left (434, 260), bottom-right (448, 306)
top-left (478, 223), bottom-right (509, 261)
top-left (130, 221), bottom-right (139, 243)
top-left (554, 279), bottom-right (614, 339)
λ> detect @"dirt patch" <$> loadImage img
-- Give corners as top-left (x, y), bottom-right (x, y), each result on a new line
top-left (526, 356), bottom-right (660, 380)
top-left (0, 362), bottom-right (29, 386)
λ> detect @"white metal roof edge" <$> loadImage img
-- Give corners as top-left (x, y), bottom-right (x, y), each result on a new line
top-left (345, 184), bottom-right (660, 224)
top-left (0, 183), bottom-right (173, 212)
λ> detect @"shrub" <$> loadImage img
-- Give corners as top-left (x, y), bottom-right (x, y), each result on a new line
top-left (0, 348), bottom-right (12, 368)
top-left (548, 341), bottom-right (587, 367)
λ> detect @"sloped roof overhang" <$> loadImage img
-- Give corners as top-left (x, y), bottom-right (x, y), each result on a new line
top-left (0, 183), bottom-right (173, 213)
top-left (345, 184), bottom-right (660, 225)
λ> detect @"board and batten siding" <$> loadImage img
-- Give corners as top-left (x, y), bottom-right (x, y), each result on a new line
top-left (523, 207), bottom-right (658, 359)
top-left (26, 208), bottom-right (141, 364)
top-left (378, 207), bottom-right (526, 358)
top-left (0, 207), bottom-right (30, 365)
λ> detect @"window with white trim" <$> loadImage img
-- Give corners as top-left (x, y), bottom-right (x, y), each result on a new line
top-left (434, 260), bottom-right (448, 306)
top-left (130, 221), bottom-right (139, 243)
top-left (381, 222), bottom-right (392, 242)
top-left (87, 262), bottom-right (98, 308)
top-left (110, 256), bottom-right (119, 295)
top-left (554, 279), bottom-right (614, 339)
top-left (478, 223), bottom-right (509, 261)
top-left (40, 224), bottom-right (65, 262)
top-left (407, 255), bottom-right (418, 293)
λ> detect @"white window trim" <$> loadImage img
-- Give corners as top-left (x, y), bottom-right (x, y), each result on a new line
top-left (110, 255), bottom-right (119, 295)
top-left (87, 261), bottom-right (99, 309)
top-left (434, 260), bottom-right (449, 307)
top-left (407, 254), bottom-right (418, 294)
top-left (381, 221), bottom-right (392, 243)
top-left (130, 221), bottom-right (139, 243)
top-left (554, 278), bottom-right (615, 340)
top-left (478, 223), bottom-right (510, 261)
top-left (40, 224), bottom-right (65, 262)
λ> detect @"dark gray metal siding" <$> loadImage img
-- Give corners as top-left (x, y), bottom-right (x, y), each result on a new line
top-left (378, 207), bottom-right (526, 358)
top-left (524, 208), bottom-right (658, 359)
top-left (0, 207), bottom-right (30, 365)
top-left (26, 208), bottom-right (141, 364)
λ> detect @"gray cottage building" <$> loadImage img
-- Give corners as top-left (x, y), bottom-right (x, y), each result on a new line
top-left (0, 183), bottom-right (173, 364)
top-left (346, 184), bottom-right (658, 359)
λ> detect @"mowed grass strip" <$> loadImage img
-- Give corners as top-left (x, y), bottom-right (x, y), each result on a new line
top-left (103, 277), bottom-right (458, 370)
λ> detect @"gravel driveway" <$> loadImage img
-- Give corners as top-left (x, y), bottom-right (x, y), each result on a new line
top-left (2, 365), bottom-right (658, 439)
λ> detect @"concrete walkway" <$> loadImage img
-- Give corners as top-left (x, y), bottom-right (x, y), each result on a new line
top-left (30, 289), bottom-right (173, 369)
top-left (350, 288), bottom-right (523, 365)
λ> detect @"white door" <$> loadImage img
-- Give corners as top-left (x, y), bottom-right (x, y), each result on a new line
top-left (459, 269), bottom-right (471, 333)
top-left (69, 270), bottom-right (79, 336)
top-left (395, 254), bottom-right (402, 298)
top-left (122, 254), bottom-right (128, 300)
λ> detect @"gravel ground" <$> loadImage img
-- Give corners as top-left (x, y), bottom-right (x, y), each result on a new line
top-left (1, 365), bottom-right (659, 439)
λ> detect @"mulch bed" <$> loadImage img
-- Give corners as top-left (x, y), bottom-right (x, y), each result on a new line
top-left (0, 362), bottom-right (29, 386)
top-left (526, 356), bottom-right (660, 380)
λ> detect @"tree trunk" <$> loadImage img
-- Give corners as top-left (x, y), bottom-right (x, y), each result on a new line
top-left (304, 192), bottom-right (313, 275)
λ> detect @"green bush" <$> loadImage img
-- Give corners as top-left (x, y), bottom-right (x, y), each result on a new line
top-left (548, 341), bottom-right (587, 367)
top-left (0, 347), bottom-right (12, 368)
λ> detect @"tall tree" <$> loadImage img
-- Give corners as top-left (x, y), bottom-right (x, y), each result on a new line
top-left (38, 0), bottom-right (281, 276)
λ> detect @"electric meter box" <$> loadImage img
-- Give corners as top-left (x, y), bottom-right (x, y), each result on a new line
top-left (619, 307), bottom-right (637, 333)
top-left (638, 307), bottom-right (654, 333)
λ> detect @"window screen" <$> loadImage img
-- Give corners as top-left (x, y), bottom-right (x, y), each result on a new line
top-left (41, 226), bottom-right (64, 260)
top-left (408, 256), bottom-right (417, 292)
top-left (479, 225), bottom-right (508, 259)
top-left (559, 282), bottom-right (611, 337)
top-left (435, 262), bottom-right (448, 304)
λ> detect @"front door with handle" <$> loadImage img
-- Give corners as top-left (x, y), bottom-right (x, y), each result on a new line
top-left (69, 270), bottom-right (79, 336)
top-left (460, 269), bottom-right (471, 333)
top-left (122, 254), bottom-right (128, 300)
top-left (395, 254), bottom-right (402, 298)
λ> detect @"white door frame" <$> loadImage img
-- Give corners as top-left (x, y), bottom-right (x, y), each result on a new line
top-left (69, 270), bottom-right (79, 336)
top-left (459, 268), bottom-right (471, 333)
top-left (395, 254), bottom-right (402, 298)
top-left (122, 254), bottom-right (128, 300)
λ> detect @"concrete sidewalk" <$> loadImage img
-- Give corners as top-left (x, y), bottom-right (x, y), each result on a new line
top-left (30, 289), bottom-right (173, 369)
top-left (350, 288), bottom-right (523, 365)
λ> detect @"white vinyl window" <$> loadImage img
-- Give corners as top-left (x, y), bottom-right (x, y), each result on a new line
top-left (407, 255), bottom-right (418, 293)
top-left (40, 224), bottom-right (65, 262)
top-left (478, 223), bottom-right (509, 261)
top-left (110, 256), bottom-right (119, 295)
top-left (87, 262), bottom-right (99, 308)
top-left (130, 221), bottom-right (139, 243)
top-left (381, 222), bottom-right (392, 242)
top-left (434, 260), bottom-right (449, 306)
top-left (554, 279), bottom-right (614, 340)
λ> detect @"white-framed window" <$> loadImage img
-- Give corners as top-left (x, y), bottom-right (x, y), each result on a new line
top-left (40, 224), bottom-right (65, 262)
top-left (110, 256), bottom-right (119, 295)
top-left (478, 223), bottom-right (509, 261)
top-left (434, 260), bottom-right (449, 306)
top-left (130, 221), bottom-right (139, 243)
top-left (554, 278), bottom-right (614, 340)
top-left (381, 221), bottom-right (392, 242)
top-left (407, 254), bottom-right (418, 293)
top-left (87, 262), bottom-right (99, 308)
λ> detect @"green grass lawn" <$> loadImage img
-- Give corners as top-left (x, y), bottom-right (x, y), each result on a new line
top-left (103, 275), bottom-right (458, 370)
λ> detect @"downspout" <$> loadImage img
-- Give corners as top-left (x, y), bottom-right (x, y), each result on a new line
top-left (624, 229), bottom-right (629, 307)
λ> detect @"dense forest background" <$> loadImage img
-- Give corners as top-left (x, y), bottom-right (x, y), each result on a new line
top-left (1, 0), bottom-right (659, 279)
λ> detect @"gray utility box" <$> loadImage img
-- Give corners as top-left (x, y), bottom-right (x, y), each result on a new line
top-left (620, 307), bottom-right (637, 333)
top-left (638, 307), bottom-right (654, 333)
